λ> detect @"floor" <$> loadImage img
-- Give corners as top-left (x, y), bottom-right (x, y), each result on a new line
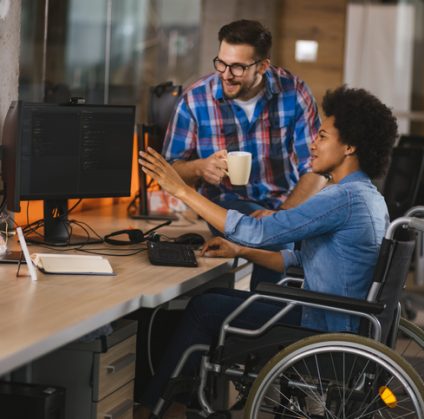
top-left (133, 273), bottom-right (424, 419)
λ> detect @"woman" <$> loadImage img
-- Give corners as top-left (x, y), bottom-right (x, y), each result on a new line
top-left (138, 86), bottom-right (398, 417)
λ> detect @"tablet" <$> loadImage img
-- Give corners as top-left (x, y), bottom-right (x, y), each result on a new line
top-left (0, 250), bottom-right (23, 264)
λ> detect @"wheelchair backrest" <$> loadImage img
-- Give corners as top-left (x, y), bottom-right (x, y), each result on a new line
top-left (363, 235), bottom-right (415, 343)
top-left (382, 147), bottom-right (424, 220)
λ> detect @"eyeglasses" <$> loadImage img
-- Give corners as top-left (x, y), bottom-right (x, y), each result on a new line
top-left (213, 57), bottom-right (261, 77)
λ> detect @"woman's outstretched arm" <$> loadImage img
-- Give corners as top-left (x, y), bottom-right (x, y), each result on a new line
top-left (139, 147), bottom-right (228, 232)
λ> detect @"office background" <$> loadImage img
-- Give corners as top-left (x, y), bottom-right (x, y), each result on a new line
top-left (1, 0), bottom-right (424, 212)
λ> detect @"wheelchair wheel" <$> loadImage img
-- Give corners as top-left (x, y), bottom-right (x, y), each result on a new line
top-left (394, 317), bottom-right (424, 380)
top-left (244, 333), bottom-right (424, 418)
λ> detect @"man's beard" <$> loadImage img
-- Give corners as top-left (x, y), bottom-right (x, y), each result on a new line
top-left (222, 73), bottom-right (260, 100)
top-left (223, 81), bottom-right (243, 99)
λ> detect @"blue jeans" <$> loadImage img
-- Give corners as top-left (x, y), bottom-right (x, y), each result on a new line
top-left (209, 199), bottom-right (291, 291)
top-left (139, 287), bottom-right (301, 409)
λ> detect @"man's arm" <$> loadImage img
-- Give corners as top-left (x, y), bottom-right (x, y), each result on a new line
top-left (251, 173), bottom-right (327, 218)
top-left (172, 150), bottom-right (228, 187)
top-left (172, 160), bottom-right (203, 186)
top-left (280, 173), bottom-right (327, 210)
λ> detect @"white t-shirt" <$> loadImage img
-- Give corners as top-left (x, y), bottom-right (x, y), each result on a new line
top-left (233, 90), bottom-right (263, 123)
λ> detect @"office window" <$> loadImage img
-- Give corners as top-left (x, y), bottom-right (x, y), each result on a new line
top-left (19, 0), bottom-right (201, 123)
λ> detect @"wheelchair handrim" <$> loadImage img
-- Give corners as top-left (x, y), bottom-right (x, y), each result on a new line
top-left (248, 334), bottom-right (424, 419)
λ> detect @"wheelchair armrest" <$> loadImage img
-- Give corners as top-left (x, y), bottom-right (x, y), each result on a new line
top-left (285, 266), bottom-right (305, 278)
top-left (255, 282), bottom-right (385, 315)
top-left (277, 276), bottom-right (304, 287)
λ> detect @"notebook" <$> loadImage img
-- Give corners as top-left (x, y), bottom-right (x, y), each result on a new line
top-left (31, 253), bottom-right (115, 276)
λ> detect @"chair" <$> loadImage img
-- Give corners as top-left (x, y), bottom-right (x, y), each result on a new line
top-left (129, 81), bottom-right (182, 220)
top-left (150, 216), bottom-right (424, 418)
top-left (398, 135), bottom-right (424, 207)
top-left (382, 147), bottom-right (424, 220)
top-left (397, 135), bottom-right (424, 286)
top-left (402, 206), bottom-right (424, 322)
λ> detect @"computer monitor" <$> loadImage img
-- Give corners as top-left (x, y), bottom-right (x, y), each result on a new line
top-left (1, 101), bottom-right (135, 246)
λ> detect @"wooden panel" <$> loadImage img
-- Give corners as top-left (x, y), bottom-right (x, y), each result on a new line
top-left (95, 381), bottom-right (134, 419)
top-left (97, 335), bottom-right (137, 400)
top-left (276, 0), bottom-right (347, 108)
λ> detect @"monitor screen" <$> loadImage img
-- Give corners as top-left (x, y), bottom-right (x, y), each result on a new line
top-left (2, 101), bottom-right (135, 245)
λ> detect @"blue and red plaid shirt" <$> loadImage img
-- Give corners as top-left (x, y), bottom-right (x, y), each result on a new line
top-left (162, 66), bottom-right (320, 209)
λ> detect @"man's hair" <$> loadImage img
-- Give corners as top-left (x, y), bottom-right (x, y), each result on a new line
top-left (322, 85), bottom-right (398, 178)
top-left (218, 20), bottom-right (272, 60)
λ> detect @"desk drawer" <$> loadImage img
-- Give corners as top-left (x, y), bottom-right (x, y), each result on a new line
top-left (94, 335), bottom-right (136, 401)
top-left (94, 381), bottom-right (134, 419)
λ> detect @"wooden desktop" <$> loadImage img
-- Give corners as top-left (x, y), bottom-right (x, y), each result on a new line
top-left (0, 204), bottom-right (233, 376)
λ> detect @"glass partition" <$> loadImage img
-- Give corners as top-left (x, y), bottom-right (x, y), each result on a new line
top-left (19, 0), bottom-right (201, 123)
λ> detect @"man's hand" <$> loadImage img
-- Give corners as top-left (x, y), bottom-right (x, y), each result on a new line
top-left (250, 209), bottom-right (276, 219)
top-left (200, 236), bottom-right (242, 258)
top-left (197, 150), bottom-right (228, 185)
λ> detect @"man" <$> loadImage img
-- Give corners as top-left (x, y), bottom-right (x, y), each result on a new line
top-left (163, 19), bottom-right (326, 288)
top-left (139, 86), bottom-right (398, 416)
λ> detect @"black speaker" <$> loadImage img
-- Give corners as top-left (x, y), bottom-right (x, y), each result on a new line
top-left (0, 381), bottom-right (65, 419)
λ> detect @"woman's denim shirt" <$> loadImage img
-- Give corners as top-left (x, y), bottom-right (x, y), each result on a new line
top-left (224, 171), bottom-right (389, 333)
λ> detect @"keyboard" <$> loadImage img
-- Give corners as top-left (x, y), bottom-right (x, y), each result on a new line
top-left (147, 240), bottom-right (198, 267)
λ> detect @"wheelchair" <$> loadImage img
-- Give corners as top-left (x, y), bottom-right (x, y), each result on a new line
top-left (151, 215), bottom-right (424, 418)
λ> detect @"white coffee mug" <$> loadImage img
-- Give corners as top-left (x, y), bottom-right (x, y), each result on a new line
top-left (226, 151), bottom-right (252, 185)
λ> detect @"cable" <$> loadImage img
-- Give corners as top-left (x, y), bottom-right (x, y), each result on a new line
top-left (69, 219), bottom-right (104, 242)
top-left (20, 203), bottom-right (105, 247)
top-left (76, 246), bottom-right (147, 257)
top-left (18, 200), bottom-right (171, 251)
top-left (29, 243), bottom-right (86, 252)
top-left (147, 306), bottom-right (162, 375)
top-left (67, 199), bottom-right (82, 214)
top-left (143, 219), bottom-right (172, 235)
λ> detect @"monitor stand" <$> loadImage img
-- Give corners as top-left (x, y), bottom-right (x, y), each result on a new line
top-left (129, 164), bottom-right (178, 221)
top-left (129, 191), bottom-right (178, 221)
top-left (26, 199), bottom-right (104, 246)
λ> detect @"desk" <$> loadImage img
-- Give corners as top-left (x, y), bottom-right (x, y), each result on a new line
top-left (0, 205), bottom-right (233, 376)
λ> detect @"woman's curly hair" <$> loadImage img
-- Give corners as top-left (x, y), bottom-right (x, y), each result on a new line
top-left (322, 85), bottom-right (398, 179)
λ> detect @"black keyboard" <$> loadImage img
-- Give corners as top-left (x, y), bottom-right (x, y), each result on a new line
top-left (147, 241), bottom-right (198, 267)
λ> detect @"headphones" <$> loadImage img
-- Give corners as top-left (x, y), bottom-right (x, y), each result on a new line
top-left (104, 229), bottom-right (145, 245)
top-left (103, 220), bottom-right (172, 245)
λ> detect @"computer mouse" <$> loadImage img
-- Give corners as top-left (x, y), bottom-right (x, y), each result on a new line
top-left (174, 233), bottom-right (206, 248)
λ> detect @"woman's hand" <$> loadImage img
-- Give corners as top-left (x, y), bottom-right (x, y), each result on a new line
top-left (202, 236), bottom-right (285, 272)
top-left (200, 236), bottom-right (243, 258)
top-left (139, 147), bottom-right (188, 198)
